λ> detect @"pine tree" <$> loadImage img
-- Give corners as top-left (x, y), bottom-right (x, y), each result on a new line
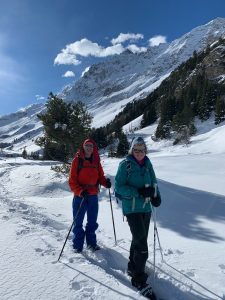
top-left (116, 132), bottom-right (129, 157)
top-left (22, 147), bottom-right (28, 159)
top-left (36, 93), bottom-right (92, 161)
top-left (89, 127), bottom-right (108, 149)
top-left (215, 96), bottom-right (225, 124)
top-left (141, 103), bottom-right (157, 128)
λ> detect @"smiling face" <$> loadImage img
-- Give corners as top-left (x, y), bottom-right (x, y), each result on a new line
top-left (132, 143), bottom-right (146, 161)
top-left (83, 142), bottom-right (94, 157)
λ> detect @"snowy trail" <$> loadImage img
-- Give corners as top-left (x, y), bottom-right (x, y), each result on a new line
top-left (1, 157), bottom-right (225, 299)
top-left (0, 196), bottom-right (139, 300)
top-left (0, 160), bottom-right (144, 299)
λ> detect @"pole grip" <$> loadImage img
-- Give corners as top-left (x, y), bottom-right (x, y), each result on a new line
top-left (154, 183), bottom-right (157, 198)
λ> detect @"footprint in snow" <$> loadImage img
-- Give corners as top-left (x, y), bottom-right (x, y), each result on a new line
top-left (71, 280), bottom-right (95, 298)
top-left (71, 281), bottom-right (81, 291)
top-left (164, 248), bottom-right (184, 256)
top-left (186, 270), bottom-right (195, 277)
top-left (35, 248), bottom-right (43, 253)
top-left (219, 264), bottom-right (225, 274)
top-left (34, 246), bottom-right (56, 257)
top-left (16, 226), bottom-right (30, 235)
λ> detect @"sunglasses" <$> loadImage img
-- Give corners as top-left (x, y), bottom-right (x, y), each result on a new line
top-left (133, 149), bottom-right (145, 153)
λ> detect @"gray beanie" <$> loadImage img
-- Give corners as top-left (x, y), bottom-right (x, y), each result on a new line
top-left (129, 136), bottom-right (147, 154)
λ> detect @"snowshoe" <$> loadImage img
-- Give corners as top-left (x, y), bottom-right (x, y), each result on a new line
top-left (131, 279), bottom-right (156, 300)
top-left (139, 284), bottom-right (157, 300)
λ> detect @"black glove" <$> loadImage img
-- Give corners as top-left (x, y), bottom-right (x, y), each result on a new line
top-left (80, 190), bottom-right (89, 198)
top-left (106, 178), bottom-right (111, 189)
top-left (138, 186), bottom-right (155, 198)
top-left (151, 194), bottom-right (161, 207)
top-left (138, 186), bottom-right (161, 207)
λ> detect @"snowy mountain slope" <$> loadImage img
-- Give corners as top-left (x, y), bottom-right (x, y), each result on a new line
top-left (60, 17), bottom-right (225, 127)
top-left (1, 18), bottom-right (225, 152)
top-left (1, 124), bottom-right (225, 299)
top-left (0, 103), bottom-right (45, 154)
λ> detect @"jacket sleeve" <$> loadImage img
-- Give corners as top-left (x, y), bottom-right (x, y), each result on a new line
top-left (115, 161), bottom-right (139, 199)
top-left (98, 162), bottom-right (107, 187)
top-left (68, 157), bottom-right (83, 196)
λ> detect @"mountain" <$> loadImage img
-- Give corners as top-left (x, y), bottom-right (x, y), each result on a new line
top-left (0, 18), bottom-right (225, 153)
top-left (60, 17), bottom-right (225, 128)
top-left (104, 35), bottom-right (225, 144)
top-left (0, 103), bottom-right (45, 154)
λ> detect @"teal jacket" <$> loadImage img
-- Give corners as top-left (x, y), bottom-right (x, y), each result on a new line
top-left (115, 155), bottom-right (161, 215)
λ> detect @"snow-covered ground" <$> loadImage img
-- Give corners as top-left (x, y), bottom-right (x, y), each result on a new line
top-left (1, 123), bottom-right (225, 300)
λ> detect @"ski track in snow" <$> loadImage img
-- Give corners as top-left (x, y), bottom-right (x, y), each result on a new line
top-left (0, 159), bottom-right (225, 300)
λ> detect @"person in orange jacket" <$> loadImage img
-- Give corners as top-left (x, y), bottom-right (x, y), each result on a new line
top-left (69, 139), bottom-right (111, 252)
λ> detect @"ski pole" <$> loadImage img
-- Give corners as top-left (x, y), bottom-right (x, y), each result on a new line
top-left (109, 188), bottom-right (117, 245)
top-left (153, 184), bottom-right (163, 257)
top-left (152, 205), bottom-right (157, 287)
top-left (152, 183), bottom-right (164, 261)
top-left (58, 196), bottom-right (85, 262)
top-left (154, 218), bottom-right (164, 262)
top-left (57, 220), bottom-right (74, 262)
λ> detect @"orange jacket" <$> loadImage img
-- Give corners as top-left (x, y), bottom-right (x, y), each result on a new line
top-left (69, 139), bottom-right (107, 196)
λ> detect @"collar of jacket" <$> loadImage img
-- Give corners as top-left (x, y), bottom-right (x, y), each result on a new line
top-left (127, 154), bottom-right (149, 166)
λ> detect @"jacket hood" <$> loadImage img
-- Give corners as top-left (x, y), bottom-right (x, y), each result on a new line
top-left (76, 139), bottom-right (100, 163)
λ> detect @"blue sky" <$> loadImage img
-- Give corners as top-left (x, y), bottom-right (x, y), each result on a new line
top-left (0, 0), bottom-right (225, 115)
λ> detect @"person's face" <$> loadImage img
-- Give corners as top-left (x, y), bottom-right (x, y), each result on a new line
top-left (84, 143), bottom-right (94, 157)
top-left (132, 144), bottom-right (146, 161)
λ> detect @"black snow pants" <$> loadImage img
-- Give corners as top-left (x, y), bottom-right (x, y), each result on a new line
top-left (126, 212), bottom-right (151, 284)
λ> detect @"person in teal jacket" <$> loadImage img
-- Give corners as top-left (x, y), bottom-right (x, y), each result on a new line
top-left (115, 136), bottom-right (161, 293)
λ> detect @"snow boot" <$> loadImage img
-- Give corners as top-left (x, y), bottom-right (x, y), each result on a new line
top-left (87, 244), bottom-right (100, 252)
top-left (73, 247), bottom-right (82, 253)
top-left (139, 284), bottom-right (157, 300)
top-left (131, 279), bottom-right (156, 300)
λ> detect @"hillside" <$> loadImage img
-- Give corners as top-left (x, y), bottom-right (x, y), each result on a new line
top-left (104, 36), bottom-right (225, 144)
top-left (0, 104), bottom-right (45, 154)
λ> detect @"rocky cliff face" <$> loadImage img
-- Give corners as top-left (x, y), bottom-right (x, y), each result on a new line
top-left (203, 44), bottom-right (225, 80)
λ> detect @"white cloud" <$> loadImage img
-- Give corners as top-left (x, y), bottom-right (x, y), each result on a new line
top-left (99, 44), bottom-right (124, 56)
top-left (111, 33), bottom-right (144, 45)
top-left (127, 44), bottom-right (147, 53)
top-left (81, 66), bottom-right (90, 77)
top-left (35, 95), bottom-right (45, 101)
top-left (149, 35), bottom-right (167, 47)
top-left (54, 51), bottom-right (81, 66)
top-left (54, 38), bottom-right (125, 66)
top-left (62, 71), bottom-right (75, 78)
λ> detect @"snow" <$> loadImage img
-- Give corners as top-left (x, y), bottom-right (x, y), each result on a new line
top-left (1, 120), bottom-right (225, 300)
top-left (0, 103), bottom-right (45, 154)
